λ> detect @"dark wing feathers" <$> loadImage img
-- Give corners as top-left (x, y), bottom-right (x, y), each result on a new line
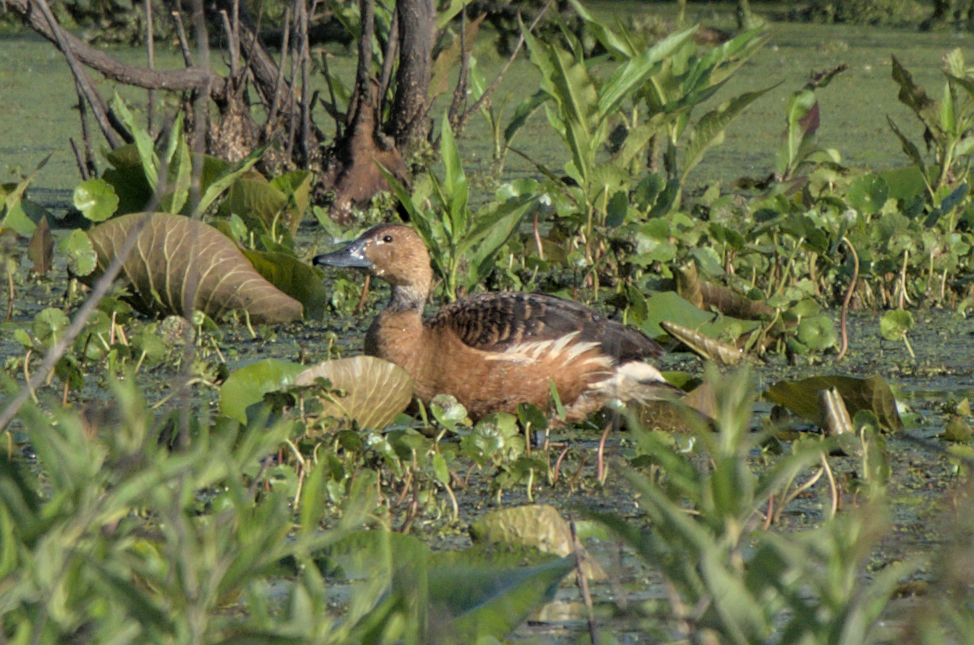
top-left (428, 292), bottom-right (664, 362)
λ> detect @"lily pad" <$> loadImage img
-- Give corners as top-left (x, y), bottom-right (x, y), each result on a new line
top-left (219, 358), bottom-right (307, 423)
top-left (847, 173), bottom-right (889, 215)
top-left (59, 229), bottom-right (98, 277)
top-left (73, 178), bottom-right (119, 222)
top-left (764, 374), bottom-right (903, 433)
top-left (85, 213), bottom-right (303, 323)
top-left (879, 308), bottom-right (914, 342)
top-left (293, 356), bottom-right (414, 430)
top-left (796, 315), bottom-right (838, 350)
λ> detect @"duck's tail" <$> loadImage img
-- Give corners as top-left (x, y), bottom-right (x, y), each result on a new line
top-left (596, 361), bottom-right (684, 404)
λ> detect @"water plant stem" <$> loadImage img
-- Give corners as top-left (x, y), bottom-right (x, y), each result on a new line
top-left (837, 237), bottom-right (859, 362)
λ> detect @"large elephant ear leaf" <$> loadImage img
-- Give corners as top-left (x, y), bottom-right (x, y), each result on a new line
top-left (85, 213), bottom-right (303, 323)
top-left (294, 356), bottom-right (414, 430)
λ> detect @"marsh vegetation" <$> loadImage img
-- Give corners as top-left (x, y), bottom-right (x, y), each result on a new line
top-left (3, 1), bottom-right (974, 643)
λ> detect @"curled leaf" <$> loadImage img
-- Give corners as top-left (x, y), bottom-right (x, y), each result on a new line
top-left (764, 374), bottom-right (903, 433)
top-left (85, 213), bottom-right (303, 323)
top-left (294, 356), bottom-right (414, 430)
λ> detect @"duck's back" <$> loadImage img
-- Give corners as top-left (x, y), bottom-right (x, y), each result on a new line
top-left (427, 291), bottom-right (663, 364)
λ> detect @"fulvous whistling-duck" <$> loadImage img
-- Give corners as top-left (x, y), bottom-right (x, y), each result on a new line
top-left (313, 224), bottom-right (678, 422)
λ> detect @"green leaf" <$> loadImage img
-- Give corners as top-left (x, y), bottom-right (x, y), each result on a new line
top-left (429, 555), bottom-right (577, 642)
top-left (162, 112), bottom-right (191, 214)
top-left (112, 93), bottom-right (160, 191)
top-left (683, 85), bottom-right (775, 180)
top-left (58, 228), bottom-right (98, 276)
top-left (598, 26), bottom-right (698, 118)
top-left (242, 249), bottom-right (328, 320)
top-left (847, 174), bottom-right (890, 215)
top-left (440, 113), bottom-right (468, 233)
top-left (879, 308), bottom-right (914, 342)
top-left (198, 146), bottom-right (267, 214)
top-left (219, 358), bottom-right (308, 423)
top-left (796, 315), bottom-right (838, 351)
top-left (73, 178), bottom-right (120, 222)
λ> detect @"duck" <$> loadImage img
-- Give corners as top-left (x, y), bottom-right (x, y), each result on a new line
top-left (313, 224), bottom-right (678, 422)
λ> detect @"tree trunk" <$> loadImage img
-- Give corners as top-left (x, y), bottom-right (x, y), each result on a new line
top-left (390, 0), bottom-right (435, 149)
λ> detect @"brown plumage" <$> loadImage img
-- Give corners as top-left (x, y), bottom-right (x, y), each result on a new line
top-left (313, 224), bottom-right (677, 422)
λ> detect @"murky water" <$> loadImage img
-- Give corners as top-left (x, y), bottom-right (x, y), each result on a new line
top-left (3, 4), bottom-right (974, 642)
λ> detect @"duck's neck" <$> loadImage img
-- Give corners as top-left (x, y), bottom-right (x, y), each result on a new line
top-left (386, 283), bottom-right (428, 315)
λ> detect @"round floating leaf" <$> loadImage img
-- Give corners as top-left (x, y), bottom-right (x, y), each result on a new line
top-left (73, 178), bottom-right (119, 222)
top-left (219, 358), bottom-right (307, 423)
top-left (847, 174), bottom-right (889, 215)
top-left (294, 356), bottom-right (414, 430)
top-left (59, 229), bottom-right (98, 276)
top-left (796, 315), bottom-right (838, 350)
top-left (879, 308), bottom-right (914, 341)
top-left (85, 213), bottom-right (303, 323)
top-left (33, 307), bottom-right (69, 345)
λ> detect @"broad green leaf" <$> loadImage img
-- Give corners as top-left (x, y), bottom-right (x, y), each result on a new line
top-left (73, 178), bottom-right (120, 222)
top-left (796, 315), bottom-right (838, 350)
top-left (847, 174), bottom-right (890, 215)
top-left (430, 555), bottom-right (576, 643)
top-left (440, 114), bottom-right (468, 230)
top-left (198, 145), bottom-right (267, 214)
top-left (219, 358), bottom-right (307, 423)
top-left (162, 112), bottom-right (191, 214)
top-left (243, 249), bottom-right (328, 320)
top-left (566, 0), bottom-right (635, 57)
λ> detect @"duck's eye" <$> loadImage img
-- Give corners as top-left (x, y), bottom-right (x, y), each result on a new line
top-left (382, 235), bottom-right (394, 243)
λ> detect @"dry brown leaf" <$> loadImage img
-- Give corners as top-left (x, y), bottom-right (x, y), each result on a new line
top-left (294, 355), bottom-right (414, 429)
top-left (86, 212), bottom-right (303, 323)
top-left (28, 215), bottom-right (53, 275)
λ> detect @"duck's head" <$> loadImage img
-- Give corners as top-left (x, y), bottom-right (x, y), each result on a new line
top-left (313, 224), bottom-right (433, 290)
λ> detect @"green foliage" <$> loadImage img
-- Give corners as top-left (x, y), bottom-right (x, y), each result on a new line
top-left (776, 67), bottom-right (846, 181)
top-left (599, 368), bottom-right (914, 645)
top-left (384, 115), bottom-right (538, 300)
top-left (0, 376), bottom-right (340, 644)
top-left (890, 50), bottom-right (974, 197)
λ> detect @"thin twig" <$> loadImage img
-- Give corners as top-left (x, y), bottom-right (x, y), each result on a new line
top-left (571, 519), bottom-right (601, 645)
top-left (0, 208), bottom-right (158, 431)
top-left (377, 9), bottom-right (399, 114)
top-left (455, 0), bottom-right (554, 130)
top-left (447, 1), bottom-right (471, 130)
top-left (298, 0), bottom-right (311, 164)
top-left (219, 11), bottom-right (240, 78)
top-left (836, 236), bottom-right (859, 362)
top-left (75, 80), bottom-right (97, 176)
top-left (171, 11), bottom-right (195, 66)
top-left (69, 138), bottom-right (89, 181)
top-left (31, 0), bottom-right (125, 148)
top-left (144, 0), bottom-right (155, 136)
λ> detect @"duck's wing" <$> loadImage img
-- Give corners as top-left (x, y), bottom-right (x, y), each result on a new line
top-left (427, 292), bottom-right (664, 362)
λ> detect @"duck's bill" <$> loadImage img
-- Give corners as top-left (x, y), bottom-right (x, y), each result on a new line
top-left (312, 239), bottom-right (372, 269)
